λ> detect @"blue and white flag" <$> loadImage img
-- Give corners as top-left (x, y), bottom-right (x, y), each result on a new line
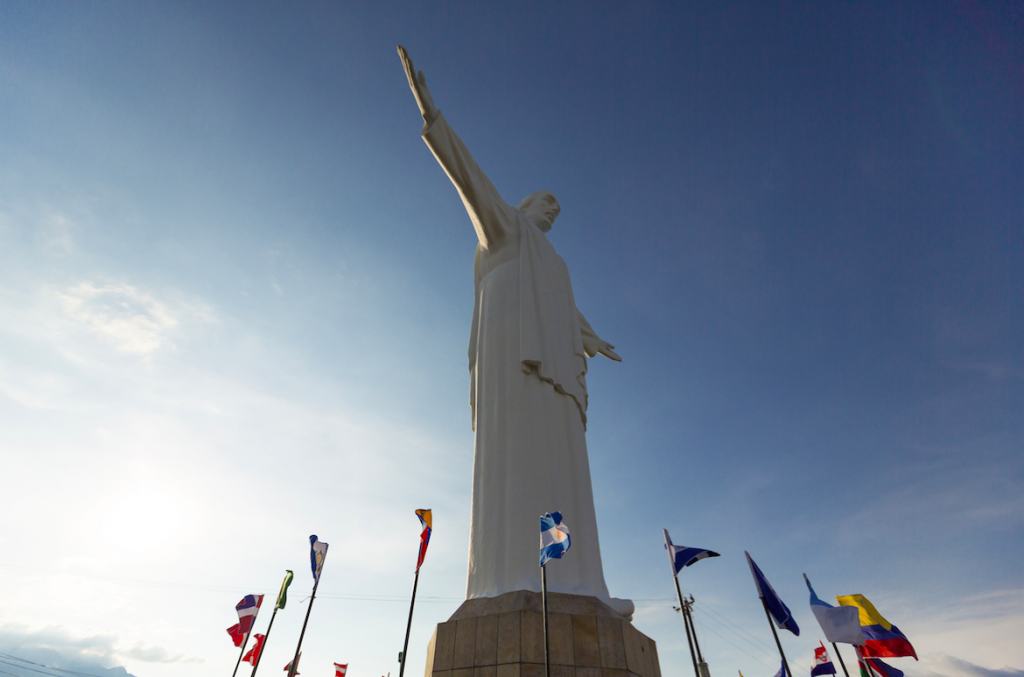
top-left (772, 659), bottom-right (786, 677)
top-left (812, 642), bottom-right (837, 676)
top-left (745, 551), bottom-right (800, 636)
top-left (663, 529), bottom-right (720, 575)
top-left (310, 535), bottom-right (328, 581)
top-left (539, 512), bottom-right (570, 566)
top-left (804, 574), bottom-right (864, 645)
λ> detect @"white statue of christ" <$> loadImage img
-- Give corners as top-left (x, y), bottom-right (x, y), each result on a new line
top-left (399, 46), bottom-right (633, 618)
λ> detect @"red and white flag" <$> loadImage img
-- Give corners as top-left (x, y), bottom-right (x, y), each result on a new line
top-left (243, 634), bottom-right (266, 666)
top-left (334, 663), bottom-right (348, 677)
top-left (226, 623), bottom-right (244, 647)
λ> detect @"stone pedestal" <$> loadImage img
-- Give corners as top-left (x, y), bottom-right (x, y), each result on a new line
top-left (423, 591), bottom-right (661, 677)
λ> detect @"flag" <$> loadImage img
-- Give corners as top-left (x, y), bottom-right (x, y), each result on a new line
top-left (310, 535), bottom-right (329, 581)
top-left (243, 634), bottom-right (265, 666)
top-left (836, 594), bottom-right (917, 660)
top-left (857, 648), bottom-right (904, 677)
top-left (539, 512), bottom-right (571, 566)
top-left (663, 529), bottom-right (720, 575)
top-left (811, 642), bottom-right (837, 676)
top-left (745, 552), bottom-right (800, 635)
top-left (285, 652), bottom-right (301, 675)
top-left (226, 623), bottom-right (244, 647)
top-left (276, 570), bottom-right (294, 610)
top-left (236, 594), bottom-right (264, 641)
top-left (772, 659), bottom-right (785, 677)
top-left (335, 663), bottom-right (349, 677)
top-left (415, 509), bottom-right (432, 573)
top-left (804, 574), bottom-right (864, 645)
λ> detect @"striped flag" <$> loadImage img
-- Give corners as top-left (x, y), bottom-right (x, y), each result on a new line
top-left (837, 594), bottom-right (917, 660)
top-left (539, 512), bottom-right (571, 566)
top-left (745, 552), bottom-right (799, 636)
top-left (335, 663), bottom-right (349, 677)
top-left (235, 594), bottom-right (264, 642)
top-left (857, 648), bottom-right (904, 677)
top-left (811, 642), bottom-right (837, 676)
top-left (415, 509), bottom-right (432, 573)
top-left (663, 529), bottom-right (720, 575)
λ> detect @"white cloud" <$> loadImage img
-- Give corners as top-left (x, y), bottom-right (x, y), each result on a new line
top-left (55, 282), bottom-right (180, 355)
top-left (121, 642), bottom-right (203, 664)
top-left (911, 654), bottom-right (1024, 677)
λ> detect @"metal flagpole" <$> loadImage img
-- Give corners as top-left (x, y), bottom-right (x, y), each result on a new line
top-left (681, 598), bottom-right (701, 677)
top-left (542, 564), bottom-right (550, 677)
top-left (761, 598), bottom-right (793, 677)
top-left (687, 597), bottom-right (705, 663)
top-left (832, 642), bottom-right (851, 677)
top-left (289, 574), bottom-right (323, 677)
top-left (232, 631), bottom-right (251, 677)
top-left (663, 529), bottom-right (700, 677)
top-left (398, 570), bottom-right (420, 677)
top-left (685, 597), bottom-right (709, 676)
top-left (248, 607), bottom-right (277, 677)
top-left (682, 599), bottom-right (702, 677)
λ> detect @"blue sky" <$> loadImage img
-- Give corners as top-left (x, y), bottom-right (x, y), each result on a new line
top-left (1, 2), bottom-right (1021, 677)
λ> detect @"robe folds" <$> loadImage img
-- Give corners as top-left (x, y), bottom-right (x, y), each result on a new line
top-left (423, 112), bottom-right (625, 609)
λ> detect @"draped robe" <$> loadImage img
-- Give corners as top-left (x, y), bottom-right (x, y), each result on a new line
top-left (423, 112), bottom-right (623, 608)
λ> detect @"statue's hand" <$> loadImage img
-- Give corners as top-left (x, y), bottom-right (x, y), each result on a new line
top-left (597, 342), bottom-right (622, 362)
top-left (397, 45), bottom-right (438, 126)
top-left (582, 332), bottom-right (622, 362)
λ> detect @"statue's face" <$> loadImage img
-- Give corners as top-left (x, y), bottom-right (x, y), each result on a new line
top-left (521, 191), bottom-right (560, 233)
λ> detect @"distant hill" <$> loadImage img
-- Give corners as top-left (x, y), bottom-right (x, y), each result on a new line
top-left (0, 647), bottom-right (137, 677)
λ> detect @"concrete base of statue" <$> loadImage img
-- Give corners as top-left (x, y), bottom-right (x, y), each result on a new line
top-left (422, 591), bottom-right (662, 677)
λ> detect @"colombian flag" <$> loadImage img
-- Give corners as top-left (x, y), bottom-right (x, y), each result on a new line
top-left (857, 647), bottom-right (905, 677)
top-left (415, 509), bottom-right (432, 573)
top-left (837, 594), bottom-right (917, 660)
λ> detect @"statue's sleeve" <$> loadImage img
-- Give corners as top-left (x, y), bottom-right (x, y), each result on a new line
top-left (577, 310), bottom-right (601, 358)
top-left (422, 111), bottom-right (516, 249)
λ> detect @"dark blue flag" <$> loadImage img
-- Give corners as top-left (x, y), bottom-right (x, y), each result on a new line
top-left (745, 551), bottom-right (800, 635)
top-left (663, 529), bottom-right (720, 575)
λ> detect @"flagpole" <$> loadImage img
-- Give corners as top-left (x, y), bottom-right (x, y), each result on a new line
top-left (685, 596), bottom-right (708, 673)
top-left (232, 631), bottom-right (251, 677)
top-left (662, 529), bottom-right (700, 677)
top-left (289, 574), bottom-right (322, 677)
top-left (684, 606), bottom-right (700, 675)
top-left (541, 563), bottom-right (550, 677)
top-left (398, 570), bottom-right (420, 677)
top-left (761, 597), bottom-right (793, 677)
top-left (249, 607), bottom-right (277, 677)
top-left (686, 597), bottom-right (706, 663)
top-left (832, 643), bottom-right (851, 677)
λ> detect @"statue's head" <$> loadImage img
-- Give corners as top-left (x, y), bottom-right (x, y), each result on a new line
top-left (518, 191), bottom-right (560, 233)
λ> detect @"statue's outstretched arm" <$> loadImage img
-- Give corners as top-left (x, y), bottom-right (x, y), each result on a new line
top-left (397, 45), bottom-right (514, 249)
top-left (578, 310), bottom-right (622, 362)
top-left (398, 45), bottom-right (438, 130)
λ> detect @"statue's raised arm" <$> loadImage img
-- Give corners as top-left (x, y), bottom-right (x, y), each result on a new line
top-left (397, 45), bottom-right (515, 250)
top-left (398, 45), bottom-right (438, 129)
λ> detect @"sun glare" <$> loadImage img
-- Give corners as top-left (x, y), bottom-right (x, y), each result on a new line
top-left (99, 485), bottom-right (188, 556)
